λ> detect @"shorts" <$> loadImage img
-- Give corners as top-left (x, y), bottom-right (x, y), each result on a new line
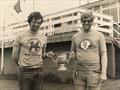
top-left (19, 67), bottom-right (44, 90)
top-left (73, 70), bottom-right (101, 87)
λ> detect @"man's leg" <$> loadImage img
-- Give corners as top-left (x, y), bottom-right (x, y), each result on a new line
top-left (73, 75), bottom-right (86, 90)
top-left (74, 85), bottom-right (86, 90)
top-left (88, 86), bottom-right (100, 90)
top-left (87, 71), bottom-right (101, 90)
top-left (73, 70), bottom-right (87, 90)
top-left (19, 68), bottom-right (33, 90)
top-left (33, 68), bottom-right (44, 90)
top-left (19, 79), bottom-right (33, 90)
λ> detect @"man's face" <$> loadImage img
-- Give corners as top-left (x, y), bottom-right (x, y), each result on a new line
top-left (81, 17), bottom-right (93, 32)
top-left (29, 18), bottom-right (42, 32)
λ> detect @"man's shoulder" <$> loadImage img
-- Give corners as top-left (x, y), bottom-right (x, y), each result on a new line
top-left (92, 30), bottom-right (105, 40)
top-left (38, 32), bottom-right (47, 39)
top-left (92, 30), bottom-right (103, 35)
top-left (37, 32), bottom-right (47, 42)
top-left (73, 31), bottom-right (82, 38)
top-left (15, 30), bottom-right (29, 39)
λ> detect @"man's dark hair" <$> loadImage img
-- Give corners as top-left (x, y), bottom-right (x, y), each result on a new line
top-left (28, 11), bottom-right (43, 24)
top-left (81, 11), bottom-right (95, 21)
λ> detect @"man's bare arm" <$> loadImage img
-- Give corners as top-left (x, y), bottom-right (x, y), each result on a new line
top-left (12, 46), bottom-right (20, 65)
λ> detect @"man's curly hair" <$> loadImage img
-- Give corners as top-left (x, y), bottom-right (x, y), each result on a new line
top-left (28, 11), bottom-right (43, 24)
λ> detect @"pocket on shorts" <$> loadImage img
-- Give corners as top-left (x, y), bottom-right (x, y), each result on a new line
top-left (87, 74), bottom-right (101, 87)
top-left (73, 71), bottom-right (85, 85)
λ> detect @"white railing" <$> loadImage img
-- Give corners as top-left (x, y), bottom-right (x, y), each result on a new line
top-left (0, 8), bottom-right (116, 48)
top-left (113, 22), bottom-right (120, 38)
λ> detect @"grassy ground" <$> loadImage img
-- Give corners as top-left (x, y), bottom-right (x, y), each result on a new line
top-left (0, 80), bottom-right (73, 90)
top-left (0, 79), bottom-right (120, 90)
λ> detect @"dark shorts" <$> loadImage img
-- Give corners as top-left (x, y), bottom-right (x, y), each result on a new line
top-left (73, 70), bottom-right (101, 87)
top-left (19, 67), bottom-right (44, 90)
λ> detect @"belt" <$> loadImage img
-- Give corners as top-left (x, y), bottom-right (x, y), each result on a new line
top-left (20, 67), bottom-right (43, 71)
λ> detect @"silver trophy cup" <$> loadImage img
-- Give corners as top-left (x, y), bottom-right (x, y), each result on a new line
top-left (50, 52), bottom-right (69, 71)
top-left (56, 53), bottom-right (68, 71)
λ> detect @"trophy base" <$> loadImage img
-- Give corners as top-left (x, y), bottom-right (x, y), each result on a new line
top-left (57, 64), bottom-right (67, 71)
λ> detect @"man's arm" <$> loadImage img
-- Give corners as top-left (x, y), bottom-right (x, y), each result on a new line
top-left (12, 36), bottom-right (21, 66)
top-left (69, 36), bottom-right (76, 60)
top-left (42, 44), bottom-right (47, 59)
top-left (99, 33), bottom-right (108, 80)
top-left (42, 44), bottom-right (56, 60)
top-left (12, 46), bottom-right (20, 66)
top-left (101, 51), bottom-right (107, 76)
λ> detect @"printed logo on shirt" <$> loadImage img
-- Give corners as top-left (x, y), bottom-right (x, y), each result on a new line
top-left (79, 39), bottom-right (94, 50)
top-left (27, 38), bottom-right (42, 55)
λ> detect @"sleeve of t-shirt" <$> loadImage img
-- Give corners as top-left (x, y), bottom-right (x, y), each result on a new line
top-left (13, 35), bottom-right (21, 47)
top-left (99, 33), bottom-right (107, 53)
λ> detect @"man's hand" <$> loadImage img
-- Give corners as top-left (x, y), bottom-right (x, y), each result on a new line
top-left (100, 73), bottom-right (107, 82)
top-left (46, 51), bottom-right (56, 58)
top-left (68, 52), bottom-right (76, 60)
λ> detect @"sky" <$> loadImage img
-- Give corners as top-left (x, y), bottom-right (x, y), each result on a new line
top-left (0, 0), bottom-right (78, 27)
top-left (0, 0), bottom-right (99, 27)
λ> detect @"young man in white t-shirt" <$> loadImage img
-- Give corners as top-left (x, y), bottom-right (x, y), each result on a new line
top-left (69, 11), bottom-right (108, 90)
top-left (12, 11), bottom-right (54, 90)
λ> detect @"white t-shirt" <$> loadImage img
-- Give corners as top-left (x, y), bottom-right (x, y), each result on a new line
top-left (71, 29), bottom-right (107, 70)
top-left (13, 30), bottom-right (47, 68)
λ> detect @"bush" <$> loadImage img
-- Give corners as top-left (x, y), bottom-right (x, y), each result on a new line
top-left (65, 77), bottom-right (73, 84)
top-left (44, 73), bottom-right (62, 83)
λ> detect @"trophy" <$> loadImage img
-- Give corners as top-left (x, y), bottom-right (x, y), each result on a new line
top-left (48, 51), bottom-right (76, 70)
top-left (47, 51), bottom-right (69, 71)
top-left (56, 53), bottom-right (68, 71)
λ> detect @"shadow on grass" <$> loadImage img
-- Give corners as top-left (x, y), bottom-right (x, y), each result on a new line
top-left (43, 83), bottom-right (74, 90)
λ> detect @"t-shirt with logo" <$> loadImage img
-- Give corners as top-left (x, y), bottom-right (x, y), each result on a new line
top-left (71, 29), bottom-right (107, 71)
top-left (13, 30), bottom-right (47, 68)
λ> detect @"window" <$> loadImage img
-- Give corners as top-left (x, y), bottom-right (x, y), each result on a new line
top-left (97, 17), bottom-right (101, 20)
top-left (94, 6), bottom-right (100, 11)
top-left (103, 7), bottom-right (118, 22)
top-left (54, 23), bottom-right (61, 28)
top-left (101, 32), bottom-right (109, 36)
top-left (99, 25), bottom-right (110, 29)
top-left (103, 18), bottom-right (110, 22)
top-left (46, 26), bottom-right (48, 29)
top-left (23, 24), bottom-right (28, 27)
top-left (74, 20), bottom-right (77, 24)
top-left (68, 21), bottom-right (72, 25)
top-left (73, 12), bottom-right (77, 16)
top-left (62, 13), bottom-right (72, 18)
top-left (52, 16), bottom-right (61, 21)
top-left (40, 27), bottom-right (44, 30)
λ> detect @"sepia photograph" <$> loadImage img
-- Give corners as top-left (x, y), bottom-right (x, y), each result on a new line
top-left (0, 0), bottom-right (120, 90)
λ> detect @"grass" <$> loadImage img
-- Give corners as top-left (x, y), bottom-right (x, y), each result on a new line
top-left (0, 79), bottom-right (120, 90)
top-left (43, 83), bottom-right (74, 90)
top-left (0, 79), bottom-right (74, 90)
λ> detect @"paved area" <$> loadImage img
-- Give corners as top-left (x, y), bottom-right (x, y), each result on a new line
top-left (0, 79), bottom-right (120, 90)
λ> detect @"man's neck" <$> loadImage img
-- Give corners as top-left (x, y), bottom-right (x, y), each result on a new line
top-left (29, 29), bottom-right (38, 34)
top-left (82, 28), bottom-right (91, 33)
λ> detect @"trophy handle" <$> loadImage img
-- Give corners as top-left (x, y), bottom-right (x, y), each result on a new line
top-left (51, 59), bottom-right (57, 64)
top-left (46, 51), bottom-right (58, 64)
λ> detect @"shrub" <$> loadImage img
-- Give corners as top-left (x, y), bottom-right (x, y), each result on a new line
top-left (44, 73), bottom-right (62, 83)
top-left (65, 77), bottom-right (73, 84)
